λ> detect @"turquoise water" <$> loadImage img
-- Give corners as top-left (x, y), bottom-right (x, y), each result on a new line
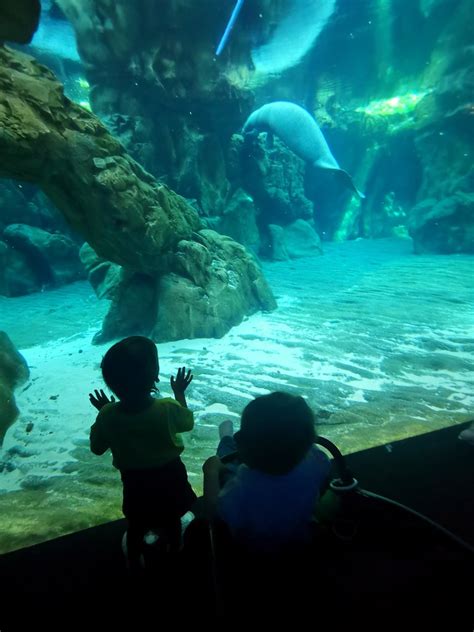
top-left (0, 0), bottom-right (473, 554)
top-left (1, 238), bottom-right (472, 552)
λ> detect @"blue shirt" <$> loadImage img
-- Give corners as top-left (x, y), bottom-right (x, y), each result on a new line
top-left (217, 445), bottom-right (331, 552)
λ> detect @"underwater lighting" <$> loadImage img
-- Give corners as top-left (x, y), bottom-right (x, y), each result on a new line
top-left (77, 77), bottom-right (90, 90)
top-left (355, 91), bottom-right (429, 117)
top-left (79, 100), bottom-right (91, 111)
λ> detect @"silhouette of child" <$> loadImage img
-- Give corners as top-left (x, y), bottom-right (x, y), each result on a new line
top-left (202, 391), bottom-right (331, 553)
top-left (89, 336), bottom-right (196, 568)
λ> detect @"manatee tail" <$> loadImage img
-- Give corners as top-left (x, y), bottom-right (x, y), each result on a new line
top-left (332, 168), bottom-right (365, 199)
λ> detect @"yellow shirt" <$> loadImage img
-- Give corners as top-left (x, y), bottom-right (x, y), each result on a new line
top-left (90, 397), bottom-right (194, 471)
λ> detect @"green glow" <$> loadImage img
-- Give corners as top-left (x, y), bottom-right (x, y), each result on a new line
top-left (356, 91), bottom-right (429, 117)
top-left (79, 100), bottom-right (92, 111)
top-left (77, 77), bottom-right (90, 90)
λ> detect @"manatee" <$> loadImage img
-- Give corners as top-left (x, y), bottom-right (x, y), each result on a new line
top-left (243, 101), bottom-right (365, 199)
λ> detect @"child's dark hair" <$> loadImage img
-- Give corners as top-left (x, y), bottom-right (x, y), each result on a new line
top-left (101, 336), bottom-right (158, 400)
top-left (236, 391), bottom-right (316, 475)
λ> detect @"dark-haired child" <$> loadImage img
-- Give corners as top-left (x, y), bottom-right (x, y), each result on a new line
top-left (203, 391), bottom-right (331, 553)
top-left (89, 336), bottom-right (196, 568)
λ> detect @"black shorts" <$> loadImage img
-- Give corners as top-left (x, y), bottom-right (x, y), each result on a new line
top-left (120, 457), bottom-right (197, 525)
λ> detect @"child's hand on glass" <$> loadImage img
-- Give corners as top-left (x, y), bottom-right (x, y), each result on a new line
top-left (170, 367), bottom-right (193, 395)
top-left (89, 389), bottom-right (115, 411)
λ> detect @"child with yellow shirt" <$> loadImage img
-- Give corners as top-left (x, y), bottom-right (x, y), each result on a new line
top-left (89, 336), bottom-right (196, 569)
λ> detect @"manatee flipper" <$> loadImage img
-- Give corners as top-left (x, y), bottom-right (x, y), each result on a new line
top-left (330, 168), bottom-right (365, 199)
top-left (266, 131), bottom-right (274, 149)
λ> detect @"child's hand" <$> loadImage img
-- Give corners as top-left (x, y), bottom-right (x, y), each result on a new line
top-left (89, 389), bottom-right (115, 411)
top-left (170, 367), bottom-right (193, 395)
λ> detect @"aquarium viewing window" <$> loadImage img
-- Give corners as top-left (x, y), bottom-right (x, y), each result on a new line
top-left (0, 0), bottom-right (472, 555)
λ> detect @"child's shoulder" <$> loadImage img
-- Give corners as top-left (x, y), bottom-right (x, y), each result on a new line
top-left (308, 445), bottom-right (332, 475)
top-left (311, 445), bottom-right (331, 462)
top-left (150, 397), bottom-right (190, 414)
top-left (96, 401), bottom-right (118, 419)
top-left (153, 396), bottom-right (180, 407)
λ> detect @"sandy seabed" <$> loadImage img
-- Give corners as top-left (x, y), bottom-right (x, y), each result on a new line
top-left (0, 238), bottom-right (473, 553)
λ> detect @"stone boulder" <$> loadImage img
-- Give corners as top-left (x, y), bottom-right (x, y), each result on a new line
top-left (204, 188), bottom-right (261, 255)
top-left (0, 181), bottom-right (74, 234)
top-left (81, 230), bottom-right (276, 344)
top-left (409, 192), bottom-right (474, 254)
top-left (0, 332), bottom-right (29, 446)
top-left (0, 238), bottom-right (43, 296)
top-left (239, 135), bottom-right (315, 228)
top-left (0, 0), bottom-right (40, 44)
top-left (2, 224), bottom-right (85, 292)
top-left (79, 242), bottom-right (121, 300)
top-left (268, 220), bottom-right (323, 261)
top-left (152, 230), bottom-right (276, 342)
top-left (0, 46), bottom-right (201, 274)
top-left (283, 219), bottom-right (324, 259)
top-left (94, 270), bottom-right (158, 344)
top-left (78, 244), bottom-right (158, 344)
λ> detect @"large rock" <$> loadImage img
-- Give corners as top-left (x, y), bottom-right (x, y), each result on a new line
top-left (152, 230), bottom-right (276, 342)
top-left (79, 242), bottom-right (121, 299)
top-left (268, 220), bottom-right (323, 261)
top-left (0, 0), bottom-right (40, 44)
top-left (0, 332), bottom-right (29, 446)
top-left (0, 46), bottom-right (201, 274)
top-left (238, 135), bottom-right (315, 228)
top-left (0, 180), bottom-right (85, 296)
top-left (94, 269), bottom-right (158, 344)
top-left (80, 229), bottom-right (276, 344)
top-left (0, 238), bottom-right (43, 296)
top-left (283, 220), bottom-right (324, 259)
top-left (205, 188), bottom-right (261, 255)
top-left (409, 193), bottom-right (474, 254)
top-left (0, 181), bottom-right (74, 234)
top-left (2, 223), bottom-right (85, 290)
top-left (0, 45), bottom-right (276, 342)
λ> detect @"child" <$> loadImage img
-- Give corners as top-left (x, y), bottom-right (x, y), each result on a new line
top-left (89, 336), bottom-right (196, 568)
top-left (202, 391), bottom-right (331, 553)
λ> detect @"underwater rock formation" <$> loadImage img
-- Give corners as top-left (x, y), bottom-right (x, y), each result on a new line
top-left (0, 45), bottom-right (276, 341)
top-left (0, 45), bottom-right (200, 274)
top-left (88, 229), bottom-right (276, 343)
top-left (0, 332), bottom-right (29, 446)
top-left (153, 229), bottom-right (276, 342)
top-left (268, 220), bottom-right (323, 261)
top-left (203, 188), bottom-right (261, 255)
top-left (0, 0), bottom-right (40, 44)
top-left (232, 134), bottom-right (315, 250)
top-left (79, 243), bottom-right (121, 300)
top-left (309, 0), bottom-right (474, 249)
top-left (409, 193), bottom-right (474, 254)
top-left (1, 224), bottom-right (84, 295)
top-left (0, 182), bottom-right (84, 297)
